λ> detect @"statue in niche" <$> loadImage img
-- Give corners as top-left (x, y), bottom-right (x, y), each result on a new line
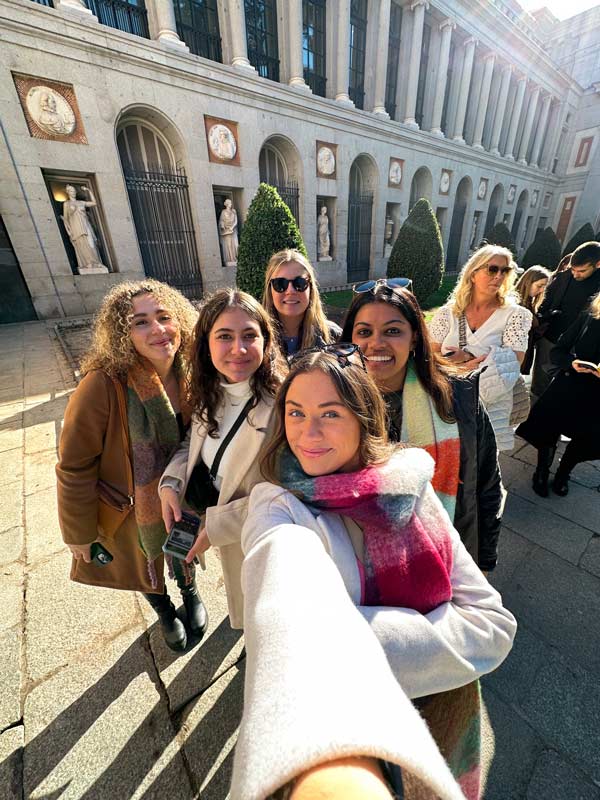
top-left (61, 185), bottom-right (108, 274)
top-left (218, 199), bottom-right (239, 266)
top-left (317, 206), bottom-right (332, 261)
top-left (384, 216), bottom-right (395, 258)
top-left (27, 87), bottom-right (76, 136)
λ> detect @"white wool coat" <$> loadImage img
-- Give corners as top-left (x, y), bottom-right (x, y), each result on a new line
top-left (231, 448), bottom-right (516, 799)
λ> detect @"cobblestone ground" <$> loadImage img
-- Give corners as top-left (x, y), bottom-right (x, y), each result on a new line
top-left (1, 320), bottom-right (599, 800)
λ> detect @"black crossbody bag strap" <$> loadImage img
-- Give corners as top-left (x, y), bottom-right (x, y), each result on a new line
top-left (209, 397), bottom-right (255, 482)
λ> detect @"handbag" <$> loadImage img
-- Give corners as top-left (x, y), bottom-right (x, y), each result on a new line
top-left (185, 397), bottom-right (254, 515)
top-left (96, 377), bottom-right (135, 538)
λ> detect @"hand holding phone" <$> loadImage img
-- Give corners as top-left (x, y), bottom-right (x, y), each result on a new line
top-left (163, 511), bottom-right (200, 560)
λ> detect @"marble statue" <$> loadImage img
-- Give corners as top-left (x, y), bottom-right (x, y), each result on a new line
top-left (208, 124), bottom-right (237, 160)
top-left (218, 199), bottom-right (239, 266)
top-left (61, 185), bottom-right (108, 274)
top-left (317, 205), bottom-right (332, 261)
top-left (317, 146), bottom-right (335, 176)
top-left (384, 216), bottom-right (394, 258)
top-left (27, 86), bottom-right (76, 136)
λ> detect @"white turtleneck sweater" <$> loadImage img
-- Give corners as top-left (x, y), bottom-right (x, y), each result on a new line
top-left (201, 379), bottom-right (254, 492)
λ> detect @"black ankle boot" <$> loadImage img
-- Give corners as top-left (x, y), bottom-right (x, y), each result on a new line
top-left (532, 446), bottom-right (556, 498)
top-left (181, 583), bottom-right (208, 639)
top-left (144, 592), bottom-right (187, 651)
top-left (552, 462), bottom-right (571, 496)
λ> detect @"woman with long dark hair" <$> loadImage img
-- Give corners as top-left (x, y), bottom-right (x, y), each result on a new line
top-left (342, 283), bottom-right (503, 573)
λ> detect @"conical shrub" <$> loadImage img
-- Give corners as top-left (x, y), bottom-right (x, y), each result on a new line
top-left (522, 227), bottom-right (562, 270)
top-left (487, 222), bottom-right (516, 256)
top-left (387, 199), bottom-right (444, 304)
top-left (562, 222), bottom-right (596, 257)
top-left (236, 183), bottom-right (308, 299)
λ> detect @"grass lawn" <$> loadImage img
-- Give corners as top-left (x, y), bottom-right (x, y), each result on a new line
top-left (321, 273), bottom-right (458, 322)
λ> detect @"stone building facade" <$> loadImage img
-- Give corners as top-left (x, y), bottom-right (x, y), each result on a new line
top-left (0, 0), bottom-right (595, 320)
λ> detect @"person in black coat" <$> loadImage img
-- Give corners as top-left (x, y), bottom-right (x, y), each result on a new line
top-left (342, 282), bottom-right (503, 573)
top-left (517, 291), bottom-right (600, 497)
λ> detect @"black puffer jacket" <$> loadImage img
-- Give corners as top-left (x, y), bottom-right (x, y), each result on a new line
top-left (387, 373), bottom-right (503, 571)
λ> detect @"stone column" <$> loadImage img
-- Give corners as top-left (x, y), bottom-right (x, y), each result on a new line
top-left (288, 0), bottom-right (310, 90)
top-left (452, 36), bottom-right (477, 143)
top-left (54, 0), bottom-right (98, 21)
top-left (430, 18), bottom-right (455, 136)
top-left (540, 100), bottom-right (565, 171)
top-left (336, 0), bottom-right (353, 105)
top-left (489, 64), bottom-right (512, 155)
top-left (518, 84), bottom-right (540, 164)
top-left (472, 52), bottom-right (496, 149)
top-left (403, 0), bottom-right (429, 129)
top-left (372, 0), bottom-right (392, 117)
top-left (530, 92), bottom-right (552, 167)
top-left (504, 74), bottom-right (527, 160)
top-left (150, 0), bottom-right (189, 50)
top-left (228, 0), bottom-right (254, 70)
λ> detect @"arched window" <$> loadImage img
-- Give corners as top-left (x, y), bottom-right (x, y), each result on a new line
top-left (117, 121), bottom-right (175, 174)
top-left (350, 161), bottom-right (364, 194)
top-left (259, 144), bottom-right (288, 185)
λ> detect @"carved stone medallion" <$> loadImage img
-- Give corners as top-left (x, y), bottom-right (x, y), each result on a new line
top-left (13, 73), bottom-right (87, 144)
top-left (317, 145), bottom-right (336, 177)
top-left (204, 116), bottom-right (241, 165)
top-left (531, 190), bottom-right (539, 208)
top-left (477, 178), bottom-right (488, 200)
top-left (388, 158), bottom-right (403, 187)
top-left (439, 169), bottom-right (452, 195)
top-left (507, 184), bottom-right (517, 204)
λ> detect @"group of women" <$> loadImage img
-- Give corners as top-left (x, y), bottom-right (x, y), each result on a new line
top-left (57, 246), bottom-right (522, 799)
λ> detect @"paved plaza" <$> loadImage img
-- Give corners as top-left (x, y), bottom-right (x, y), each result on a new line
top-left (1, 320), bottom-right (600, 800)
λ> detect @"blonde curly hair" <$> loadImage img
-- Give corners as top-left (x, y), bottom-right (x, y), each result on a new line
top-left (80, 279), bottom-right (198, 379)
top-left (449, 245), bottom-right (518, 316)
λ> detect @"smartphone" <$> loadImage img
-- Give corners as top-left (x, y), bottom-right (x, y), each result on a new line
top-left (162, 511), bottom-right (200, 560)
top-left (91, 542), bottom-right (114, 567)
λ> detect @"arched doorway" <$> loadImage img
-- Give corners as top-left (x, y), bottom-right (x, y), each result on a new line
top-left (409, 167), bottom-right (433, 211)
top-left (259, 135), bottom-right (302, 224)
top-left (511, 189), bottom-right (528, 245)
top-left (447, 176), bottom-right (473, 272)
top-left (485, 183), bottom-right (504, 238)
top-left (116, 110), bottom-right (202, 298)
top-left (347, 155), bottom-right (377, 282)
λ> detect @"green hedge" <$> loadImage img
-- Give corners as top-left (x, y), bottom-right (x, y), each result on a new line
top-left (487, 222), bottom-right (516, 255)
top-left (521, 227), bottom-right (562, 270)
top-left (236, 183), bottom-right (308, 299)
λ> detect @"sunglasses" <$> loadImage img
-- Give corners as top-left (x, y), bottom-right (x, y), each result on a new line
top-left (270, 276), bottom-right (310, 293)
top-left (484, 264), bottom-right (513, 277)
top-left (288, 342), bottom-right (366, 371)
top-left (353, 277), bottom-right (413, 293)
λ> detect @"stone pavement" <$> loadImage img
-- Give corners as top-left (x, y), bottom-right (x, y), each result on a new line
top-left (1, 320), bottom-right (600, 800)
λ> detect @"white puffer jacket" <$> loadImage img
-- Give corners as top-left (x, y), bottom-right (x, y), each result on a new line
top-left (478, 345), bottom-right (521, 451)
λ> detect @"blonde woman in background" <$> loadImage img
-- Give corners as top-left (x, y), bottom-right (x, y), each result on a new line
top-left (429, 244), bottom-right (532, 450)
top-left (516, 266), bottom-right (552, 375)
top-left (262, 249), bottom-right (341, 357)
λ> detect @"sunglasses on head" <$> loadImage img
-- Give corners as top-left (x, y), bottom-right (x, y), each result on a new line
top-left (484, 264), bottom-right (513, 276)
top-left (288, 342), bottom-right (366, 371)
top-left (270, 276), bottom-right (310, 293)
top-left (353, 277), bottom-right (413, 294)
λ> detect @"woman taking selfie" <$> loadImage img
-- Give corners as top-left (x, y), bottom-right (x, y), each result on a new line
top-left (262, 249), bottom-right (341, 356)
top-left (159, 288), bottom-right (281, 630)
top-left (517, 292), bottom-right (600, 497)
top-left (342, 283), bottom-right (502, 573)
top-left (429, 244), bottom-right (532, 450)
top-left (515, 265), bottom-right (552, 375)
top-left (56, 280), bottom-right (202, 653)
top-left (238, 350), bottom-right (516, 799)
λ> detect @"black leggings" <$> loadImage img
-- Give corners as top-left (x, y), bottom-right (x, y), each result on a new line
top-left (556, 437), bottom-right (600, 475)
top-left (144, 558), bottom-right (196, 610)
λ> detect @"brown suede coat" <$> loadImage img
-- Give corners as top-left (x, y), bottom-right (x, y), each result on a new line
top-left (56, 370), bottom-right (164, 594)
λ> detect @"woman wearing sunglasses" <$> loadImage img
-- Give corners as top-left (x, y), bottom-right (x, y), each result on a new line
top-left (233, 351), bottom-right (516, 799)
top-left (342, 284), bottom-right (502, 574)
top-left (262, 249), bottom-right (341, 356)
top-left (429, 245), bottom-right (532, 451)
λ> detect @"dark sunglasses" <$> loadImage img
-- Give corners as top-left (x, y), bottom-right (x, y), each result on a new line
top-left (353, 277), bottom-right (413, 293)
top-left (484, 264), bottom-right (513, 277)
top-left (270, 276), bottom-right (310, 293)
top-left (288, 342), bottom-right (366, 371)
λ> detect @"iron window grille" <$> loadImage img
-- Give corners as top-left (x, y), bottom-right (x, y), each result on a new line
top-left (385, 2), bottom-right (402, 119)
top-left (245, 0), bottom-right (280, 82)
top-left (349, 0), bottom-right (367, 110)
top-left (414, 20), bottom-right (431, 129)
top-left (303, 0), bottom-right (327, 97)
top-left (173, 0), bottom-right (222, 61)
top-left (87, 0), bottom-right (150, 38)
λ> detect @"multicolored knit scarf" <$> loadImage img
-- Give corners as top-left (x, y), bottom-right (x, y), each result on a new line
top-left (400, 361), bottom-right (461, 522)
top-left (276, 447), bottom-right (453, 613)
top-left (127, 361), bottom-right (191, 583)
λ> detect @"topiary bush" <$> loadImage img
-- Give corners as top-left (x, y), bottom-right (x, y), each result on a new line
top-left (236, 183), bottom-right (308, 299)
top-left (562, 222), bottom-right (596, 257)
top-left (487, 222), bottom-right (516, 256)
top-left (521, 227), bottom-right (562, 270)
top-left (387, 198), bottom-right (444, 304)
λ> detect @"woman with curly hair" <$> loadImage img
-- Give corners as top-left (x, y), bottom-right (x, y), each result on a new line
top-left (262, 249), bottom-right (341, 356)
top-left (159, 288), bottom-right (282, 630)
top-left (429, 244), bottom-right (532, 450)
top-left (56, 279), bottom-right (203, 652)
